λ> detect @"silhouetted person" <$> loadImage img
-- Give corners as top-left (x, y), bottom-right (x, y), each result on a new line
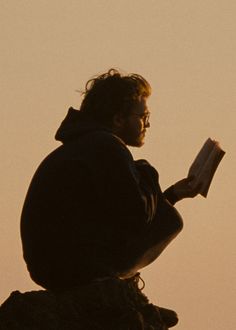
top-left (20, 69), bottom-right (200, 329)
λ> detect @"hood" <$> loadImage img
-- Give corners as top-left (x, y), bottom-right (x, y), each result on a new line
top-left (55, 107), bottom-right (109, 143)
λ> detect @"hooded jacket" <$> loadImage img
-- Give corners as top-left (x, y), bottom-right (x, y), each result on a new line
top-left (20, 108), bottom-right (183, 290)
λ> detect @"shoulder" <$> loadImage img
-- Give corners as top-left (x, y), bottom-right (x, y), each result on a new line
top-left (83, 130), bottom-right (133, 159)
top-left (87, 130), bottom-right (125, 147)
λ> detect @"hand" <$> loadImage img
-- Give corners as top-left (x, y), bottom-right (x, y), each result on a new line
top-left (172, 176), bottom-right (202, 201)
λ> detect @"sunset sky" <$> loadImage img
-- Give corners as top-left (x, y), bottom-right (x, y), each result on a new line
top-left (1, 1), bottom-right (236, 329)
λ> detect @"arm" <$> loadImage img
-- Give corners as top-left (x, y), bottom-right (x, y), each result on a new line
top-left (86, 134), bottom-right (184, 275)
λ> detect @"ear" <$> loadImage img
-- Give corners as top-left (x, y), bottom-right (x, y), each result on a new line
top-left (112, 113), bottom-right (125, 129)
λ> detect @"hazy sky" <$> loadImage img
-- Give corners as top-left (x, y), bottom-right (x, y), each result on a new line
top-left (1, 1), bottom-right (236, 329)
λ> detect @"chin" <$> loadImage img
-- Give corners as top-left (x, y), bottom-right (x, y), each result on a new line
top-left (128, 139), bottom-right (144, 148)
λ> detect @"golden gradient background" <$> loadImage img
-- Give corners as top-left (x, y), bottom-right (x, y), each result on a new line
top-left (1, 1), bottom-right (235, 329)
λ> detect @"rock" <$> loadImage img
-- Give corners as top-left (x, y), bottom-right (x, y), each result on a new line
top-left (0, 277), bottom-right (170, 329)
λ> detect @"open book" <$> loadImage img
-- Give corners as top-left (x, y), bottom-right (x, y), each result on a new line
top-left (188, 138), bottom-right (225, 197)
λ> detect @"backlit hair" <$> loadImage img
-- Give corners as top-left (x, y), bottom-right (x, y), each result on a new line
top-left (80, 68), bottom-right (151, 125)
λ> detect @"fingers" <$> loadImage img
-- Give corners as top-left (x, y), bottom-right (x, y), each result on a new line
top-left (173, 177), bottom-right (202, 200)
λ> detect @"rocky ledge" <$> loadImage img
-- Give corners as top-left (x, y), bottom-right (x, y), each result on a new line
top-left (0, 277), bottom-right (176, 329)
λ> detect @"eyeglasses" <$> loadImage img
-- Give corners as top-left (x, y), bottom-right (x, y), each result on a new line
top-left (130, 112), bottom-right (150, 126)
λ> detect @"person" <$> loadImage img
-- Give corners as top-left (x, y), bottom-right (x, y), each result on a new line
top-left (20, 69), bottom-right (200, 329)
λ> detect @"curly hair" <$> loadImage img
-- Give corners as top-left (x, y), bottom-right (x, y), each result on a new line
top-left (79, 69), bottom-right (151, 125)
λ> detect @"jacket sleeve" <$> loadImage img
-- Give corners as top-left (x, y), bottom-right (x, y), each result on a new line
top-left (163, 185), bottom-right (179, 205)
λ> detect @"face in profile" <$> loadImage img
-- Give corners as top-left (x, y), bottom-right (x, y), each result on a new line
top-left (113, 97), bottom-right (150, 147)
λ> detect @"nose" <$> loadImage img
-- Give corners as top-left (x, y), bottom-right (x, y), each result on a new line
top-left (144, 113), bottom-right (150, 128)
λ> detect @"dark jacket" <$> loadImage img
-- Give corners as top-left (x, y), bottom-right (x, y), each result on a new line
top-left (20, 108), bottom-right (183, 290)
